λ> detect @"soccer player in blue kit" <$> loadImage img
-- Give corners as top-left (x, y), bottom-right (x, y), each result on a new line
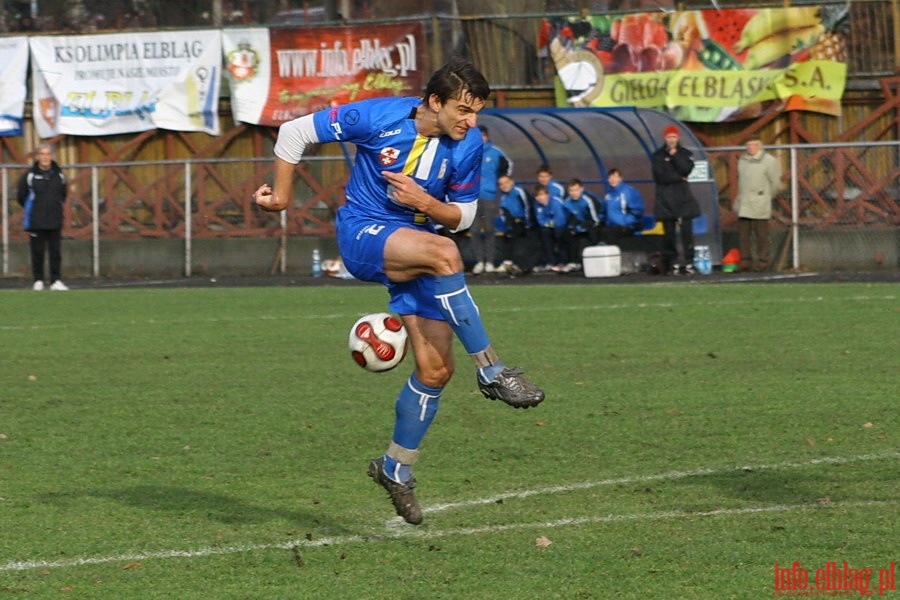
top-left (253, 57), bottom-right (544, 525)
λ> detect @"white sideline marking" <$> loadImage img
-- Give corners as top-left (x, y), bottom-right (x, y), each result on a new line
top-left (423, 452), bottom-right (900, 515)
top-left (0, 294), bottom-right (895, 331)
top-left (2, 452), bottom-right (897, 573)
top-left (2, 500), bottom-right (894, 573)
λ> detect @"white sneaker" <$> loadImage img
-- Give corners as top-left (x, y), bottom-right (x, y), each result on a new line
top-left (50, 280), bottom-right (69, 291)
top-left (472, 262), bottom-right (485, 274)
top-left (484, 262), bottom-right (496, 273)
top-left (32, 280), bottom-right (45, 291)
top-left (561, 262), bottom-right (579, 273)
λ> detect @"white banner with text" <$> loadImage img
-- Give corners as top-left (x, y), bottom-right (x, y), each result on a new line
top-left (29, 30), bottom-right (222, 137)
top-left (0, 37), bottom-right (29, 136)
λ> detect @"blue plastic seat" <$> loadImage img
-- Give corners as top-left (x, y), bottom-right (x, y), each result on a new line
top-left (692, 214), bottom-right (707, 235)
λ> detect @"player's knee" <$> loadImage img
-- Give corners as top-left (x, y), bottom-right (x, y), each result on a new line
top-left (418, 363), bottom-right (454, 388)
top-left (428, 236), bottom-right (464, 276)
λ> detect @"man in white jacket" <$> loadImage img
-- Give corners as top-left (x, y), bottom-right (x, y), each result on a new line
top-left (734, 135), bottom-right (782, 272)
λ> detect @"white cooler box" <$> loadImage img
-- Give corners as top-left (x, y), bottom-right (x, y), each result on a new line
top-left (582, 245), bottom-right (621, 278)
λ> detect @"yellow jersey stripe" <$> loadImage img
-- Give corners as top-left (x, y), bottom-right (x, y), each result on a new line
top-left (403, 134), bottom-right (430, 176)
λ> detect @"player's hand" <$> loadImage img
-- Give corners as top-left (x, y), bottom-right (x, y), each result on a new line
top-left (382, 171), bottom-right (426, 211)
top-left (253, 184), bottom-right (283, 212)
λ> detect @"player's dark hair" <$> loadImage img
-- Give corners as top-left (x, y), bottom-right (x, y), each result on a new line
top-left (534, 184), bottom-right (549, 195)
top-left (425, 55), bottom-right (490, 104)
top-left (608, 168), bottom-right (621, 177)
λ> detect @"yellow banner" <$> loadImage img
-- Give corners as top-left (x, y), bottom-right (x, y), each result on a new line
top-left (598, 60), bottom-right (845, 106)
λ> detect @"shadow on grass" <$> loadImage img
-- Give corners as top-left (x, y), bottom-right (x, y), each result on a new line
top-left (36, 486), bottom-right (353, 534)
top-left (682, 465), bottom-right (886, 505)
top-left (704, 470), bottom-right (830, 503)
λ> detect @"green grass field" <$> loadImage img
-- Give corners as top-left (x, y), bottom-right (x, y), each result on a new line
top-left (1, 281), bottom-right (897, 599)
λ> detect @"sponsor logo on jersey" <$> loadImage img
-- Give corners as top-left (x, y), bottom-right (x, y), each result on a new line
top-left (380, 147), bottom-right (400, 167)
top-left (344, 109), bottom-right (360, 126)
top-left (379, 128), bottom-right (402, 138)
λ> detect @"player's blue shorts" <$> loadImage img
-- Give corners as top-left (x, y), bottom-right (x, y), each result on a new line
top-left (336, 207), bottom-right (444, 321)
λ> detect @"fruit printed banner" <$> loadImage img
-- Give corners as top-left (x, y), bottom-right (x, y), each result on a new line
top-left (224, 23), bottom-right (424, 127)
top-left (542, 6), bottom-right (849, 122)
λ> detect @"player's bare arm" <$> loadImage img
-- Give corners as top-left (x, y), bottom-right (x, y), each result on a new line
top-left (381, 170), bottom-right (463, 230)
top-left (253, 157), bottom-right (295, 212)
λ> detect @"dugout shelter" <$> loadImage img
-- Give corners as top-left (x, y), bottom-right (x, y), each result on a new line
top-left (478, 107), bottom-right (722, 265)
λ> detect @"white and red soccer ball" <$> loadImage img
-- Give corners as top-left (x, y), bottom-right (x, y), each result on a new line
top-left (348, 313), bottom-right (409, 372)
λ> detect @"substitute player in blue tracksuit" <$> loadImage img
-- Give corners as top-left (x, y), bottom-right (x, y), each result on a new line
top-left (254, 57), bottom-right (544, 526)
top-left (536, 164), bottom-right (565, 205)
top-left (532, 183), bottom-right (568, 271)
top-left (598, 168), bottom-right (644, 244)
top-left (497, 174), bottom-right (532, 274)
top-left (561, 179), bottom-right (601, 272)
top-left (469, 125), bottom-right (511, 274)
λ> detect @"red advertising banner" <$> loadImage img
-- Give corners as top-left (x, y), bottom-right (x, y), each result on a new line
top-left (256, 23), bottom-right (424, 126)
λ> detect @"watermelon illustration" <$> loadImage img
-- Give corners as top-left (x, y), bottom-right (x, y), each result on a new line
top-left (703, 9), bottom-right (756, 63)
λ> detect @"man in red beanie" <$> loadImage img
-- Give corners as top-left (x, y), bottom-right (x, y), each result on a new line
top-left (651, 125), bottom-right (701, 274)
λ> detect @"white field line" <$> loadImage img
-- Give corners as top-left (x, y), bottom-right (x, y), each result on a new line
top-left (423, 452), bottom-right (900, 515)
top-left (2, 452), bottom-right (897, 573)
top-left (0, 294), bottom-right (895, 332)
top-left (2, 500), bottom-right (895, 573)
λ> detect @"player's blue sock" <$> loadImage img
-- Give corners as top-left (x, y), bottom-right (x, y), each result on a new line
top-left (433, 272), bottom-right (506, 385)
top-left (433, 272), bottom-right (490, 352)
top-left (383, 373), bottom-right (441, 483)
top-left (433, 272), bottom-right (507, 383)
top-left (476, 363), bottom-right (506, 384)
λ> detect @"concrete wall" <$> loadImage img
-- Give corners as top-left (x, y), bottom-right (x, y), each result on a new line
top-left (717, 228), bottom-right (898, 271)
top-left (3, 229), bottom-right (896, 280)
top-left (3, 236), bottom-right (341, 279)
top-left (794, 229), bottom-right (899, 270)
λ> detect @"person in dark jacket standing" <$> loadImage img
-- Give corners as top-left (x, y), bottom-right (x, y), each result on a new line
top-left (17, 144), bottom-right (69, 291)
top-left (651, 125), bottom-right (701, 275)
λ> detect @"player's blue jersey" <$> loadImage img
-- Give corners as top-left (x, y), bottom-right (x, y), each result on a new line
top-left (312, 96), bottom-right (482, 228)
top-left (500, 185), bottom-right (532, 223)
top-left (563, 196), bottom-right (598, 232)
top-left (535, 197), bottom-right (567, 229)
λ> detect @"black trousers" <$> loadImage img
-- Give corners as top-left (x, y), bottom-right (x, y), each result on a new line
top-left (566, 231), bottom-right (591, 264)
top-left (29, 229), bottom-right (62, 282)
top-left (599, 225), bottom-right (635, 245)
top-left (469, 198), bottom-right (499, 266)
top-left (538, 227), bottom-right (565, 266)
top-left (660, 218), bottom-right (694, 267)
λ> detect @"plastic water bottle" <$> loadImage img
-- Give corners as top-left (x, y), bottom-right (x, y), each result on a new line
top-left (311, 248), bottom-right (322, 277)
top-left (694, 245), bottom-right (712, 275)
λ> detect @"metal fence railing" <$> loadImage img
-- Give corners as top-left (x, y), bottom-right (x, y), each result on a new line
top-left (2, 140), bottom-right (898, 276)
top-left (1, 154), bottom-right (351, 276)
